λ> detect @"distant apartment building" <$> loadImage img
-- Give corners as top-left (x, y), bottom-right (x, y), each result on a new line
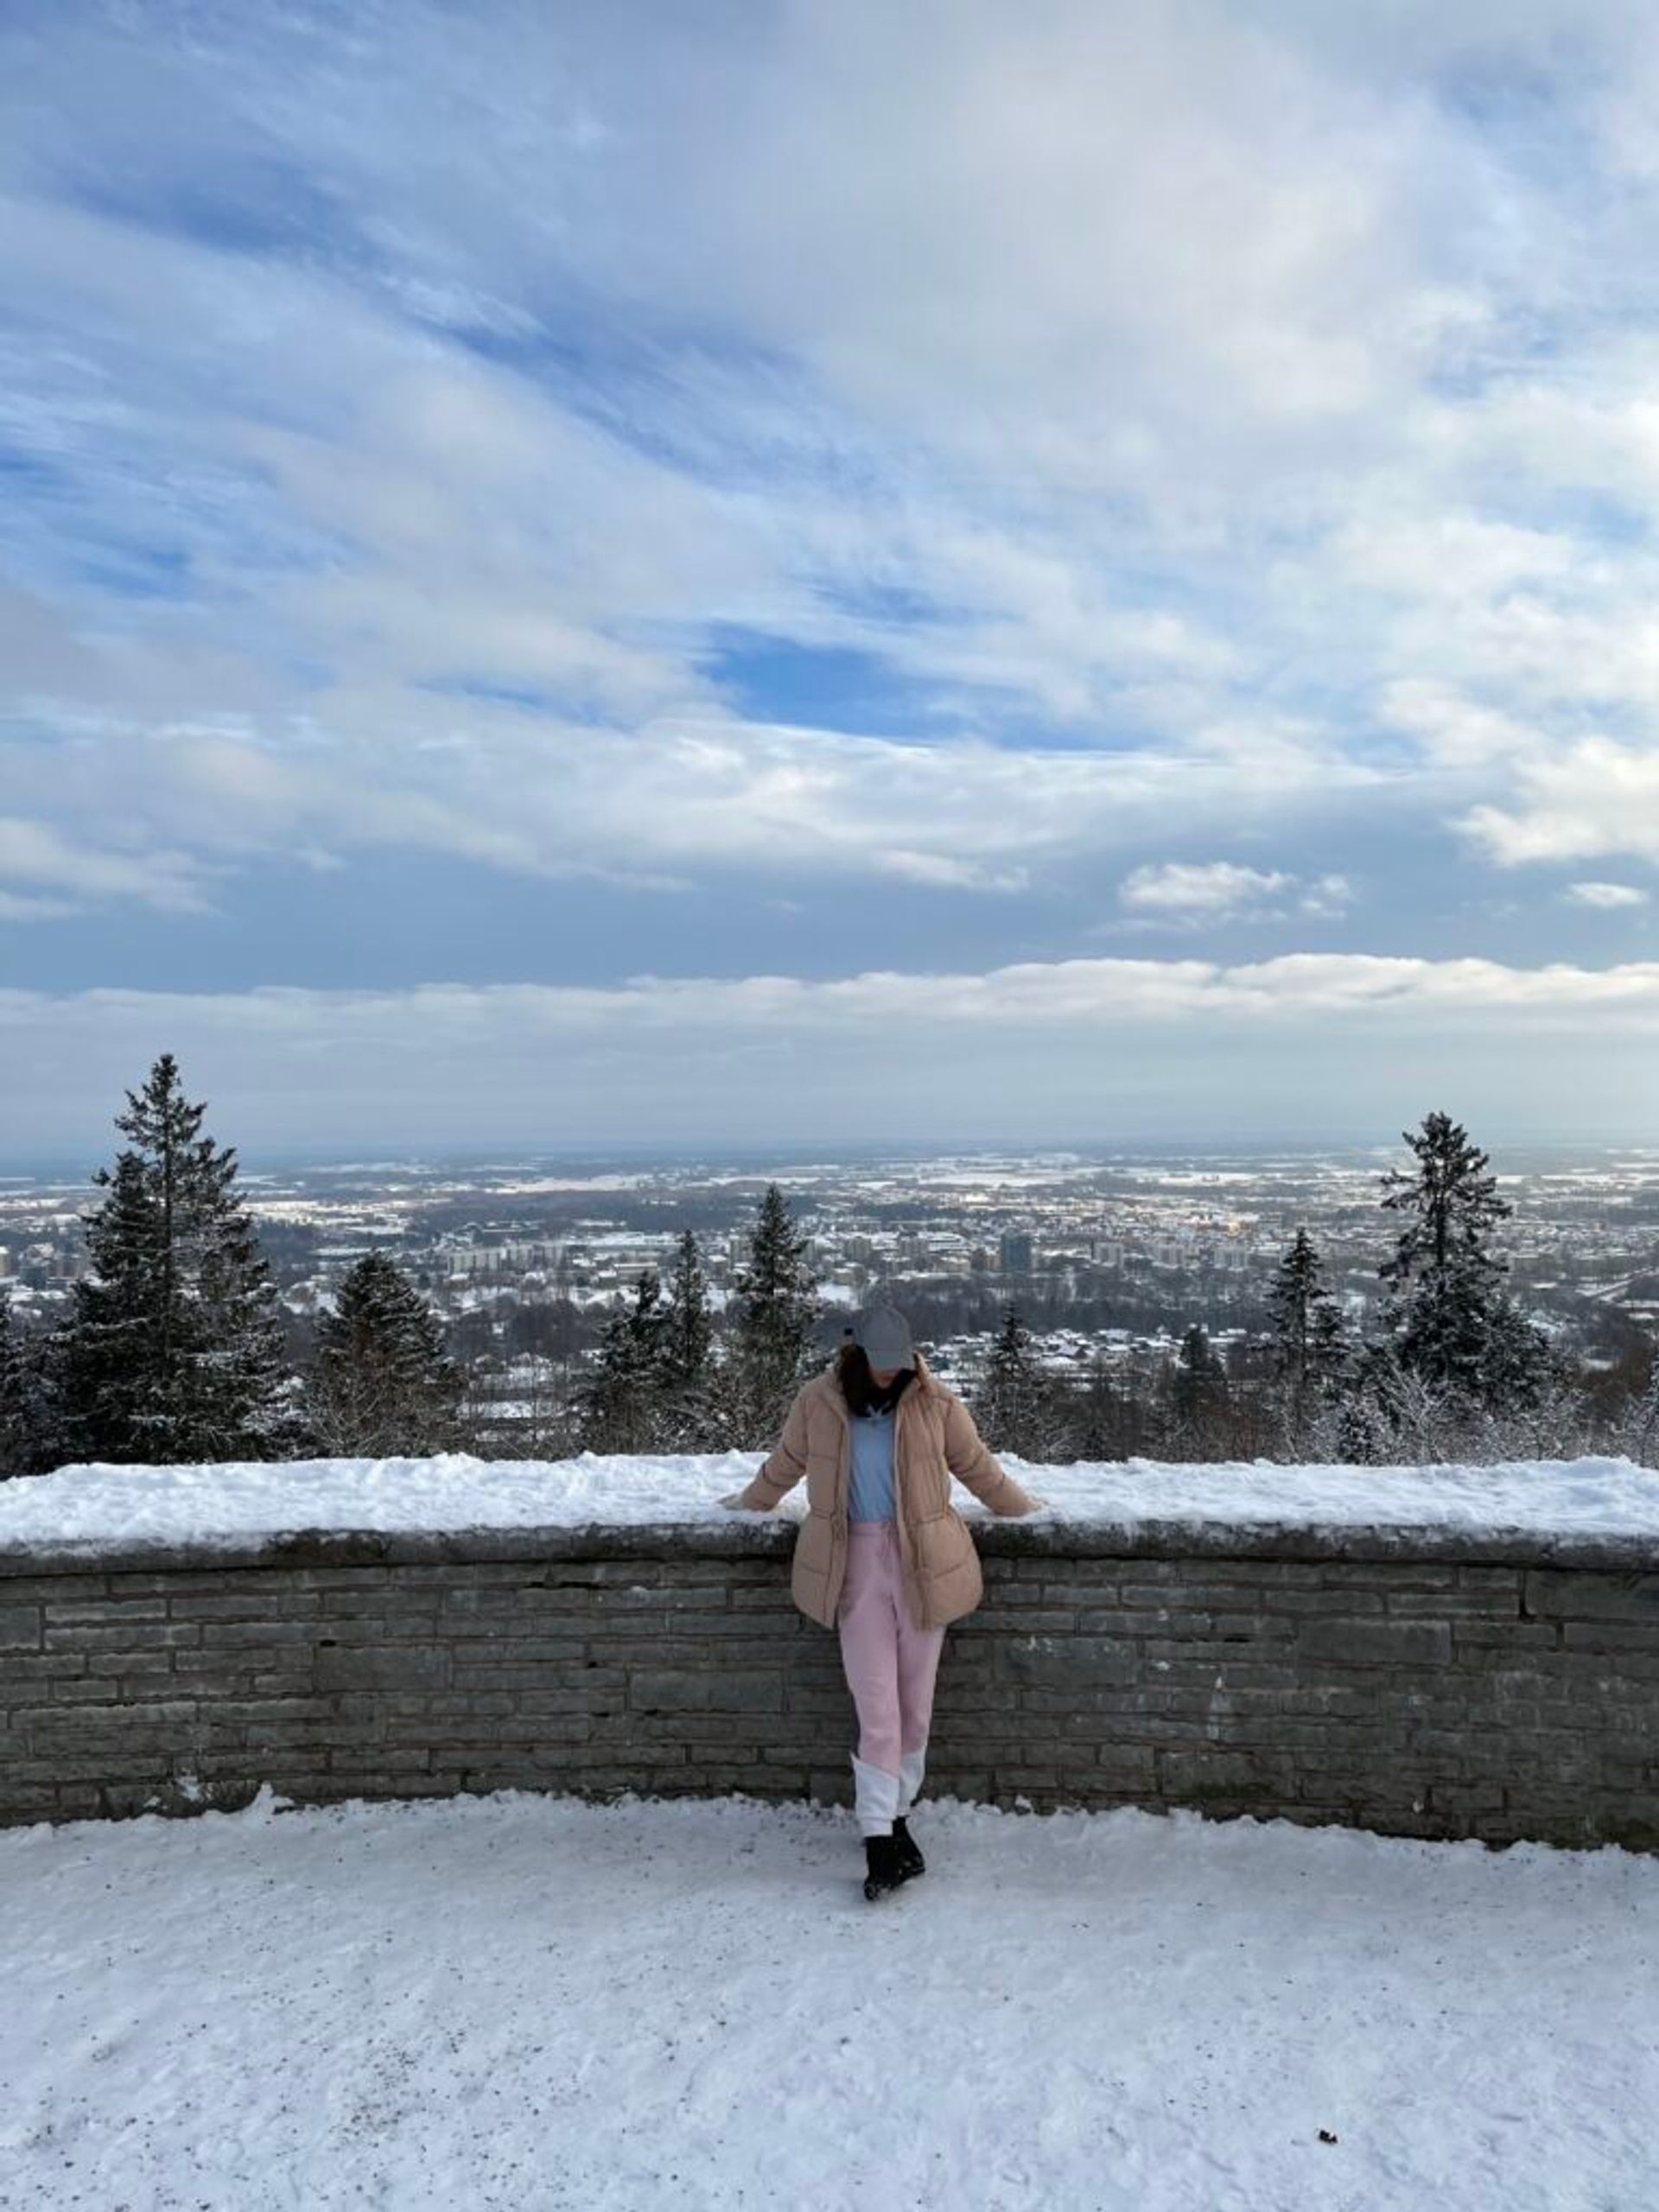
top-left (999, 1230), bottom-right (1033, 1275)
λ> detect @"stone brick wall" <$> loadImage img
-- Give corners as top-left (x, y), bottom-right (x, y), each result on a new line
top-left (3, 1516), bottom-right (1656, 1847)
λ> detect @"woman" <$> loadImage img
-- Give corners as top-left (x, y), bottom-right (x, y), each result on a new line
top-left (722, 1302), bottom-right (1043, 1901)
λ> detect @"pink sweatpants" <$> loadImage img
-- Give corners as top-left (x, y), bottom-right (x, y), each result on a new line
top-left (836, 1522), bottom-right (946, 1777)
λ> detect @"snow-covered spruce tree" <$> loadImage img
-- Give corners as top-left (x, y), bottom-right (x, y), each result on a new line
top-left (58, 1055), bottom-right (291, 1463)
top-left (1376, 1110), bottom-right (1552, 1415)
top-left (1625, 1339), bottom-right (1659, 1469)
top-left (305, 1251), bottom-right (465, 1457)
top-left (1324, 1331), bottom-right (1473, 1465)
top-left (0, 1292), bottom-right (67, 1478)
top-left (0, 1292), bottom-right (26, 1478)
top-left (727, 1185), bottom-right (821, 1446)
top-left (1267, 1228), bottom-right (1349, 1453)
top-left (972, 1305), bottom-right (1070, 1459)
top-left (578, 1269), bottom-right (669, 1454)
top-left (1169, 1321), bottom-right (1229, 1452)
top-left (655, 1229), bottom-right (722, 1450)
top-left (1379, 1110), bottom-right (1508, 1292)
top-left (1468, 1294), bottom-right (1588, 1456)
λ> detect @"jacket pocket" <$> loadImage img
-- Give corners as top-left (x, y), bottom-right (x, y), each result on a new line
top-left (910, 1509), bottom-right (974, 1581)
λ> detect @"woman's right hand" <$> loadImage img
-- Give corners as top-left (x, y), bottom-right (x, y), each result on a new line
top-left (719, 1490), bottom-right (755, 1510)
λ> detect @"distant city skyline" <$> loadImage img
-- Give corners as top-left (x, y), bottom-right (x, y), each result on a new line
top-left (5, 1123), bottom-right (1658, 1185)
top-left (4, 5), bottom-right (1659, 1152)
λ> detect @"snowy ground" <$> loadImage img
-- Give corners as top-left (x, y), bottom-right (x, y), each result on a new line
top-left (3, 1450), bottom-right (1659, 1552)
top-left (3, 1789), bottom-right (1656, 2211)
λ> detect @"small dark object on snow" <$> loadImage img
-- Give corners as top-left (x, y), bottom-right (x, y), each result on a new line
top-left (1318, 2130), bottom-right (1339, 2145)
top-left (892, 1815), bottom-right (925, 1881)
top-left (863, 1834), bottom-right (907, 1900)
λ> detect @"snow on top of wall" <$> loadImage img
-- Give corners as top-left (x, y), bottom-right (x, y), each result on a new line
top-left (1, 1451), bottom-right (1657, 1553)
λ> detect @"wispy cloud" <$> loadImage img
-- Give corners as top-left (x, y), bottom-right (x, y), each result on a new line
top-left (10, 950), bottom-right (1659, 1156)
top-left (1120, 862), bottom-right (1297, 921)
top-left (1462, 738), bottom-right (1659, 866)
top-left (1565, 880), bottom-right (1650, 908)
top-left (0, 815), bottom-right (214, 915)
top-left (1116, 861), bottom-right (1355, 929)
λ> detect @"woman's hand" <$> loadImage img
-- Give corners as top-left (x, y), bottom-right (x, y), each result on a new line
top-left (718, 1489), bottom-right (756, 1511)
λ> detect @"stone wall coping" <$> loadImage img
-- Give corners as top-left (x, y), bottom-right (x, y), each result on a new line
top-left (3, 1516), bottom-right (1656, 1577)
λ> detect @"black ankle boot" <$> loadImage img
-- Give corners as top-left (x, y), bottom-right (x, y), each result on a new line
top-left (863, 1833), bottom-right (905, 1900)
top-left (892, 1815), bottom-right (925, 1881)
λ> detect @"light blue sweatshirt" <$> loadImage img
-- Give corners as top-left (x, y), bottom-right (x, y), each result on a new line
top-left (847, 1408), bottom-right (897, 1522)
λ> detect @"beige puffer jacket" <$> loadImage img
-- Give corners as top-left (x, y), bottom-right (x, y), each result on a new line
top-left (734, 1353), bottom-right (1038, 1630)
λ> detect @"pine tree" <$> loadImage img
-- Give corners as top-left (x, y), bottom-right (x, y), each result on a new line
top-left (1170, 1321), bottom-right (1229, 1446)
top-left (1376, 1111), bottom-right (1551, 1411)
top-left (0, 1293), bottom-right (22, 1478)
top-left (728, 1185), bottom-right (821, 1446)
top-left (1268, 1229), bottom-right (1349, 1447)
top-left (1630, 1338), bottom-right (1659, 1468)
top-left (972, 1306), bottom-right (1065, 1458)
top-left (1379, 1111), bottom-right (1510, 1295)
top-left (1334, 1338), bottom-right (1410, 1464)
top-left (0, 1293), bottom-right (63, 1478)
top-left (657, 1230), bottom-right (721, 1449)
top-left (578, 1269), bottom-right (668, 1453)
top-left (1439, 1266), bottom-right (1554, 1413)
top-left (59, 1056), bottom-right (291, 1462)
top-left (306, 1251), bottom-right (464, 1457)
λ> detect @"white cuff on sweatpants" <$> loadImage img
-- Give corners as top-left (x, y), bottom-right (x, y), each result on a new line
top-left (852, 1754), bottom-right (900, 1836)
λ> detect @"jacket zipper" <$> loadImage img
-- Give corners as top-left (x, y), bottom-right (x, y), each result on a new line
top-left (892, 1389), bottom-right (931, 1630)
top-left (833, 1402), bottom-right (849, 1593)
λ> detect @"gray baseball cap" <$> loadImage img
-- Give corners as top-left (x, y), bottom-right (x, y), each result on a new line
top-left (853, 1302), bottom-right (913, 1370)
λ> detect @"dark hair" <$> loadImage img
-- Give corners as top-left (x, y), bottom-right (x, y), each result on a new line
top-left (836, 1340), bottom-right (914, 1417)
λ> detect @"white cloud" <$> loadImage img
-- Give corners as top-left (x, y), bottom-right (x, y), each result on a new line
top-left (1121, 861), bottom-right (1295, 918)
top-left (2, 692), bottom-right (1394, 902)
top-left (16, 951), bottom-right (1659, 1064)
top-left (1118, 861), bottom-right (1351, 925)
top-left (1378, 682), bottom-right (1541, 773)
top-left (0, 890), bottom-right (78, 923)
top-left (1565, 880), bottom-right (1650, 908)
top-left (9, 951), bottom-right (1659, 1154)
top-left (0, 816), bottom-right (213, 915)
top-left (1298, 874), bottom-right (1355, 918)
top-left (1460, 739), bottom-right (1659, 866)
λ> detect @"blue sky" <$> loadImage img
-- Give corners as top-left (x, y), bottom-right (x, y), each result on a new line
top-left (3, 0), bottom-right (1659, 1158)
